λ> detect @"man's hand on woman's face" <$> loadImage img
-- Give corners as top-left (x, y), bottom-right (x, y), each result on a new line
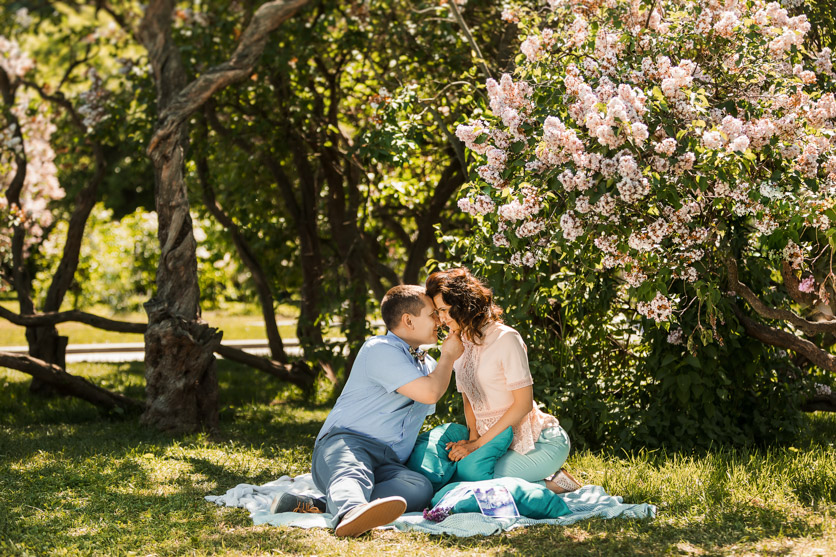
top-left (440, 330), bottom-right (464, 361)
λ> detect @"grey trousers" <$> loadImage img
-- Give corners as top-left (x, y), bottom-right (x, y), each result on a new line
top-left (311, 429), bottom-right (433, 526)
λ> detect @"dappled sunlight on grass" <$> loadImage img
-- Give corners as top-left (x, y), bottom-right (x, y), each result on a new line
top-left (0, 362), bottom-right (834, 555)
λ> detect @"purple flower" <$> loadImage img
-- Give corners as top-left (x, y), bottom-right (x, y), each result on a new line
top-left (422, 506), bottom-right (452, 522)
top-left (798, 276), bottom-right (816, 294)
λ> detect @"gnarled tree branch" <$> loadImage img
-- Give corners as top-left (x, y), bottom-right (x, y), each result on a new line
top-left (725, 256), bottom-right (836, 336)
top-left (731, 305), bottom-right (836, 373)
top-left (146, 0), bottom-right (310, 155)
top-left (0, 305), bottom-right (146, 333)
top-left (215, 344), bottom-right (315, 391)
top-left (0, 352), bottom-right (142, 412)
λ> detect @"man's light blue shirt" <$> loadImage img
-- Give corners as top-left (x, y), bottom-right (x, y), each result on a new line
top-left (315, 331), bottom-right (437, 462)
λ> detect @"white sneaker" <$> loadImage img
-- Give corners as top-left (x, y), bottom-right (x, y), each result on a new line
top-left (334, 496), bottom-right (407, 538)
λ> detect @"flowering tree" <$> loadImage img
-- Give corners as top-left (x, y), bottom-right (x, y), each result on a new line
top-left (0, 26), bottom-right (143, 411)
top-left (454, 0), bottom-right (836, 420)
top-left (2, 1), bottom-right (316, 416)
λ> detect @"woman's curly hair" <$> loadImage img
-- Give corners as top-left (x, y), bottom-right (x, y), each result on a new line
top-left (425, 267), bottom-right (502, 343)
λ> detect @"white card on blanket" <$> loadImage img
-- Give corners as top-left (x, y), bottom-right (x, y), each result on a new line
top-left (473, 486), bottom-right (520, 518)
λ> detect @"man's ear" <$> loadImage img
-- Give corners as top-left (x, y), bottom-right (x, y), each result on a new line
top-left (401, 312), bottom-right (413, 330)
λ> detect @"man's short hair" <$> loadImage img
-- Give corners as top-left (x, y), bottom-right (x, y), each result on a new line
top-left (381, 285), bottom-right (428, 330)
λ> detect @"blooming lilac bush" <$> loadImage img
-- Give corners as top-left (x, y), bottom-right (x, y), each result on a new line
top-left (439, 0), bottom-right (836, 448)
top-left (456, 0), bottom-right (835, 351)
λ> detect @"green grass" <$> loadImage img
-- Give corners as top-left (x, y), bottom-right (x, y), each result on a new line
top-left (1, 363), bottom-right (835, 556)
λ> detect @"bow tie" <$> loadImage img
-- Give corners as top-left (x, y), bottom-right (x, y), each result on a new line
top-left (409, 346), bottom-right (427, 363)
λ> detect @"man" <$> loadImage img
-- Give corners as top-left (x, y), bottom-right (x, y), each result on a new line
top-left (271, 284), bottom-right (463, 537)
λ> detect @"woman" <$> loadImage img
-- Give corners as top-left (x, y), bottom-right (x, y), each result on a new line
top-left (425, 267), bottom-right (581, 494)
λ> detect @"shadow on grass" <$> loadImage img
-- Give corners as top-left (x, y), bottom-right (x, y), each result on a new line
top-left (414, 503), bottom-right (826, 556)
top-left (2, 361), bottom-right (834, 555)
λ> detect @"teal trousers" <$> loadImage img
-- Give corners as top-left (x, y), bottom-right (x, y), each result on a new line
top-left (492, 425), bottom-right (571, 483)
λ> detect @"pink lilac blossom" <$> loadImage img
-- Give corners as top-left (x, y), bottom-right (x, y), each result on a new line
top-left (637, 292), bottom-right (674, 322)
top-left (493, 233), bottom-right (510, 248)
top-left (793, 64), bottom-right (816, 85)
top-left (679, 267), bottom-right (699, 283)
top-left (516, 219), bottom-right (546, 238)
top-left (783, 240), bottom-right (804, 269)
top-left (728, 135), bottom-right (750, 152)
top-left (559, 211), bottom-right (583, 241)
top-left (594, 193), bottom-right (617, 216)
top-left (455, 120), bottom-right (491, 155)
top-left (0, 36), bottom-right (35, 78)
top-left (623, 267), bottom-right (647, 287)
top-left (814, 48), bottom-right (833, 75)
top-left (486, 74), bottom-right (532, 138)
top-left (460, 194), bottom-right (497, 216)
top-left (594, 27), bottom-right (624, 75)
top-left (594, 235), bottom-right (619, 254)
top-left (825, 156), bottom-right (836, 182)
top-left (798, 276), bottom-right (816, 294)
top-left (795, 143), bottom-right (819, 178)
top-left (655, 138), bottom-right (677, 156)
top-left (501, 8), bottom-right (519, 23)
top-left (538, 116), bottom-right (585, 166)
top-left (660, 60), bottom-right (695, 99)
top-left (702, 130), bottom-right (724, 149)
top-left (628, 231), bottom-right (654, 252)
top-left (673, 152), bottom-right (696, 175)
top-left (520, 35), bottom-right (543, 62)
top-left (567, 16), bottom-right (589, 48)
top-left (498, 199), bottom-right (527, 221)
top-left (1, 91), bottom-right (64, 250)
top-left (453, 0), bottom-right (836, 341)
top-left (713, 11), bottom-right (740, 38)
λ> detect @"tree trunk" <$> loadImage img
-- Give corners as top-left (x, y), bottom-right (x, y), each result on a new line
top-left (322, 143), bottom-right (368, 377)
top-left (402, 158), bottom-right (464, 284)
top-left (288, 137), bottom-right (326, 352)
top-left (196, 150), bottom-right (288, 363)
top-left (25, 326), bottom-right (68, 395)
top-left (28, 125), bottom-right (107, 395)
top-left (139, 127), bottom-right (221, 432)
top-left (139, 0), bottom-right (220, 432)
top-left (137, 0), bottom-right (309, 431)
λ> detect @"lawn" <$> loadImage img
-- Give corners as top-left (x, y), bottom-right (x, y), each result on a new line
top-left (1, 362), bottom-right (834, 556)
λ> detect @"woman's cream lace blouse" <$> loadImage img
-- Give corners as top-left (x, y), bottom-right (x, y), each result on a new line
top-left (454, 321), bottom-right (559, 454)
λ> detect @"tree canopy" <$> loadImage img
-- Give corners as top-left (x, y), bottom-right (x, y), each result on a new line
top-left (0, 0), bottom-right (834, 448)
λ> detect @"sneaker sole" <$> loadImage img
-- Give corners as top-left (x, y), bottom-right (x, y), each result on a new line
top-left (270, 492), bottom-right (295, 514)
top-left (334, 498), bottom-right (407, 538)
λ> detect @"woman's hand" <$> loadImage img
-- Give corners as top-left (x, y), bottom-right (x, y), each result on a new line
top-left (446, 440), bottom-right (480, 462)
